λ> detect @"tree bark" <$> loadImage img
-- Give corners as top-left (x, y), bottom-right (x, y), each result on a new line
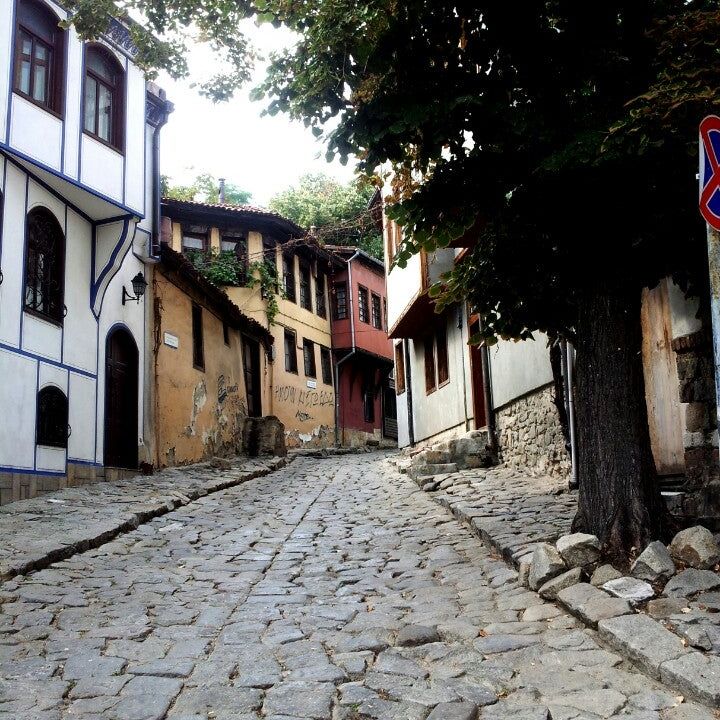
top-left (571, 283), bottom-right (670, 563)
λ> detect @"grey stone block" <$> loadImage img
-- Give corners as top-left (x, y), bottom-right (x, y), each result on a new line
top-left (669, 526), bottom-right (720, 570)
top-left (632, 541), bottom-right (676, 582)
top-left (556, 533), bottom-right (601, 568)
top-left (660, 652), bottom-right (720, 706)
top-left (591, 564), bottom-right (623, 587)
top-left (556, 582), bottom-right (632, 628)
top-left (664, 569), bottom-right (720, 597)
top-left (427, 701), bottom-right (478, 720)
top-left (538, 567), bottom-right (583, 600)
top-left (597, 613), bottom-right (688, 678)
top-left (602, 577), bottom-right (655, 605)
top-left (528, 543), bottom-right (566, 591)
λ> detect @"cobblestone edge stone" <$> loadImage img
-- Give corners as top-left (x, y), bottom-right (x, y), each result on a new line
top-left (402, 464), bottom-right (720, 709)
top-left (0, 456), bottom-right (292, 583)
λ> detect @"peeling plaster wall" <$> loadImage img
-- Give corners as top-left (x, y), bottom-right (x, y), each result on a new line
top-left (154, 270), bottom-right (249, 466)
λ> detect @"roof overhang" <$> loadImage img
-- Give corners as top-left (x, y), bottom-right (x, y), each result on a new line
top-left (388, 291), bottom-right (437, 339)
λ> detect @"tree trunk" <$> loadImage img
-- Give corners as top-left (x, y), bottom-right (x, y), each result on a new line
top-left (571, 283), bottom-right (670, 563)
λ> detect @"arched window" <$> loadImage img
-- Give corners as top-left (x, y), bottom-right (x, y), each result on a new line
top-left (84, 46), bottom-right (124, 151)
top-left (14, 0), bottom-right (64, 114)
top-left (36, 386), bottom-right (69, 448)
top-left (24, 207), bottom-right (65, 323)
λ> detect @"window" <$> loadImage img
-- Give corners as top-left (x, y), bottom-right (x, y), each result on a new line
top-left (395, 343), bottom-right (406, 394)
top-left (284, 329), bottom-right (298, 373)
top-left (424, 324), bottom-right (450, 394)
top-left (223, 322), bottom-right (230, 346)
top-left (84, 46), bottom-right (124, 150)
top-left (221, 234), bottom-right (247, 282)
top-left (182, 231), bottom-right (206, 253)
top-left (36, 386), bottom-right (69, 448)
top-left (424, 336), bottom-right (436, 393)
top-left (192, 303), bottom-right (204, 370)
top-left (14, 0), bottom-right (64, 114)
top-left (371, 293), bottom-right (382, 329)
top-left (333, 283), bottom-right (348, 320)
top-left (315, 273), bottom-right (327, 318)
top-left (24, 207), bottom-right (65, 323)
top-left (299, 261), bottom-right (312, 311)
top-left (303, 339), bottom-right (316, 377)
top-left (283, 254), bottom-right (296, 303)
top-left (383, 298), bottom-right (388, 332)
top-left (320, 347), bottom-right (332, 385)
top-left (358, 286), bottom-right (369, 323)
top-left (437, 325), bottom-right (449, 385)
top-left (263, 237), bottom-right (276, 273)
top-left (363, 388), bottom-right (375, 423)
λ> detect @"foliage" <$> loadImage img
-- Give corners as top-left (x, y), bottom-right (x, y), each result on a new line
top-left (63, 0), bottom-right (255, 101)
top-left (162, 173), bottom-right (252, 205)
top-left (245, 260), bottom-right (283, 325)
top-left (269, 173), bottom-right (383, 259)
top-left (186, 249), bottom-right (246, 286)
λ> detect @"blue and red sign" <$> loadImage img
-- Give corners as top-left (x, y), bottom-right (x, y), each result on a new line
top-left (700, 115), bottom-right (720, 230)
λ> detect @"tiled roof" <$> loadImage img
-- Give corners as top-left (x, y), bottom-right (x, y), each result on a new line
top-left (161, 198), bottom-right (305, 237)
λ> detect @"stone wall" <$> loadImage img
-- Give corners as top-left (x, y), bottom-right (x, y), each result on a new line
top-left (672, 330), bottom-right (720, 521)
top-left (0, 464), bottom-right (138, 505)
top-left (495, 384), bottom-right (571, 478)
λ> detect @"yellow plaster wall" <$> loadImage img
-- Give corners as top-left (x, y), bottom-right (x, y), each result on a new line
top-left (153, 270), bottom-right (249, 466)
top-left (166, 221), bottom-right (336, 447)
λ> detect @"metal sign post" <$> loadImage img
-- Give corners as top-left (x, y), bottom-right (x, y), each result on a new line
top-left (699, 116), bottom-right (720, 431)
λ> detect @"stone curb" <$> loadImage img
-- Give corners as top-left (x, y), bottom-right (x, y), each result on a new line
top-left (0, 455), bottom-right (291, 584)
top-left (404, 466), bottom-right (720, 709)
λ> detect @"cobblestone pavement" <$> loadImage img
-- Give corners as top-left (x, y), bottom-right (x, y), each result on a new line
top-left (0, 456), bottom-right (286, 581)
top-left (0, 454), bottom-right (712, 720)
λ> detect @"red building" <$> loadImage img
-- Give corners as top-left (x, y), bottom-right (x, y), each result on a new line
top-left (327, 246), bottom-right (397, 446)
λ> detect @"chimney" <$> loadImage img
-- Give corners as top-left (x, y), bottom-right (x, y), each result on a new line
top-left (218, 178), bottom-right (226, 203)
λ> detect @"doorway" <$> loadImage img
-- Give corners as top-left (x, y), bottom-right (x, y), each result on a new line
top-left (243, 337), bottom-right (262, 418)
top-left (104, 327), bottom-right (139, 469)
top-left (469, 319), bottom-right (487, 429)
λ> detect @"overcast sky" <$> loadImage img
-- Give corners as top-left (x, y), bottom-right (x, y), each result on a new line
top-left (158, 20), bottom-right (357, 207)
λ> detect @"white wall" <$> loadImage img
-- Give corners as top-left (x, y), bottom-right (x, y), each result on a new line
top-left (404, 310), bottom-right (474, 445)
top-left (489, 335), bottom-right (554, 409)
top-left (667, 278), bottom-right (702, 340)
top-left (0, 1), bottom-right (147, 217)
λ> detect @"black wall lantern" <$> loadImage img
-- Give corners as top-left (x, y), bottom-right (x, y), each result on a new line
top-left (122, 272), bottom-right (148, 305)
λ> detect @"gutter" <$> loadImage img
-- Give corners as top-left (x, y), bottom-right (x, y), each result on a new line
top-left (334, 250), bottom-right (361, 446)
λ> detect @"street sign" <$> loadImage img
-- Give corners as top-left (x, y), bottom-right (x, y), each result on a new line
top-left (700, 115), bottom-right (720, 230)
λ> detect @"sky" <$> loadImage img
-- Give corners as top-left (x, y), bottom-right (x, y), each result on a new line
top-left (158, 20), bottom-right (357, 207)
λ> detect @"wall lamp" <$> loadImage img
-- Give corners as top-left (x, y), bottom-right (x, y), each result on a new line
top-left (122, 272), bottom-right (148, 305)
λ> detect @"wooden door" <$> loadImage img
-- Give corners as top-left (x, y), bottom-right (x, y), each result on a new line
top-left (104, 328), bottom-right (138, 469)
top-left (243, 337), bottom-right (262, 418)
top-left (641, 280), bottom-right (684, 476)
top-left (469, 319), bottom-right (487, 429)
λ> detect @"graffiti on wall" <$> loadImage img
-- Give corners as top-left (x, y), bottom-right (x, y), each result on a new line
top-left (274, 385), bottom-right (334, 409)
top-left (295, 410), bottom-right (313, 422)
top-left (217, 375), bottom-right (239, 405)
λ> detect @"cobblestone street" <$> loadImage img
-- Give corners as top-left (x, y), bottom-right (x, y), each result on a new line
top-left (0, 453), bottom-right (711, 720)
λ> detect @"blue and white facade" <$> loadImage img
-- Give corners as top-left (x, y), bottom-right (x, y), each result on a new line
top-left (0, 0), bottom-right (171, 502)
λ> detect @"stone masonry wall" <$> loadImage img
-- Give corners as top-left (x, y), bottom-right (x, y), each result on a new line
top-left (495, 384), bottom-right (571, 478)
top-left (672, 330), bottom-right (720, 521)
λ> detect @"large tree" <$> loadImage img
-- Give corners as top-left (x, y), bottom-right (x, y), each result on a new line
top-left (269, 173), bottom-right (382, 258)
top-left (69, 1), bottom-right (720, 558)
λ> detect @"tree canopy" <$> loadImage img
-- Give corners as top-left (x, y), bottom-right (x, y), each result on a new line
top-left (161, 173), bottom-right (252, 205)
top-left (269, 173), bottom-right (382, 258)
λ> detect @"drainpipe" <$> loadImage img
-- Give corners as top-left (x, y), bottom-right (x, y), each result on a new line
top-left (565, 340), bottom-right (579, 490)
top-left (334, 250), bottom-right (361, 446)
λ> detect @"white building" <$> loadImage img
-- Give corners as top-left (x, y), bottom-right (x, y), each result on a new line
top-left (384, 209), bottom-right (570, 476)
top-left (0, 0), bottom-right (172, 502)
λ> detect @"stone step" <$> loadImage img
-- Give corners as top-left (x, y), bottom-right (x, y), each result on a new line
top-left (411, 463), bottom-right (459, 479)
